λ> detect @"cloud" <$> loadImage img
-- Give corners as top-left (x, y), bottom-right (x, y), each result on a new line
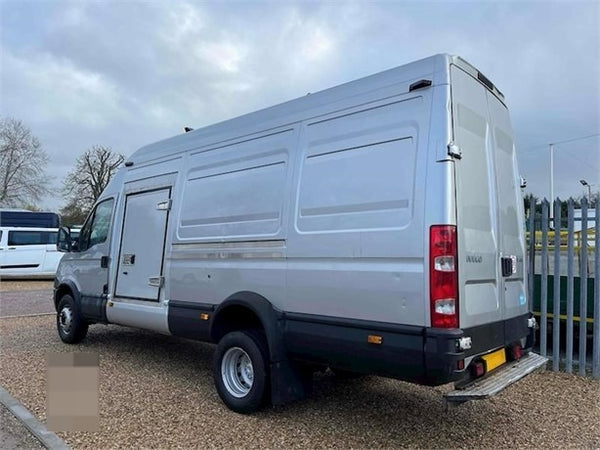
top-left (1, 47), bottom-right (123, 128)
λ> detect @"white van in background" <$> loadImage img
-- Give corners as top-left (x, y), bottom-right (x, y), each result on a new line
top-left (0, 227), bottom-right (63, 279)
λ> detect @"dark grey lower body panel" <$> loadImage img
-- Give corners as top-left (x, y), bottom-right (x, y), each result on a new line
top-left (167, 300), bottom-right (214, 341)
top-left (284, 314), bottom-right (428, 382)
top-left (283, 312), bottom-right (471, 385)
top-left (80, 295), bottom-right (108, 323)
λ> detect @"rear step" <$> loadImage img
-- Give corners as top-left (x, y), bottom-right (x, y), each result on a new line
top-left (445, 352), bottom-right (548, 404)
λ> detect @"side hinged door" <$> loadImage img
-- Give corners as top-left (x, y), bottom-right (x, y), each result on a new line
top-left (450, 64), bottom-right (504, 329)
top-left (115, 188), bottom-right (171, 301)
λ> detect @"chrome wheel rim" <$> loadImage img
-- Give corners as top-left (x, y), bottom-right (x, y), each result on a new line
top-left (221, 347), bottom-right (254, 398)
top-left (59, 306), bottom-right (73, 334)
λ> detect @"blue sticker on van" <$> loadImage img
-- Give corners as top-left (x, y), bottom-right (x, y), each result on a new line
top-left (519, 294), bottom-right (526, 306)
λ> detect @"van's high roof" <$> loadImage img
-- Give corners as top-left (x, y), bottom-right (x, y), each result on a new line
top-left (127, 54), bottom-right (504, 167)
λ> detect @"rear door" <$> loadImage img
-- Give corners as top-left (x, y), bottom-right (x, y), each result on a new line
top-left (451, 65), bottom-right (526, 329)
top-left (487, 91), bottom-right (527, 321)
top-left (115, 188), bottom-right (171, 301)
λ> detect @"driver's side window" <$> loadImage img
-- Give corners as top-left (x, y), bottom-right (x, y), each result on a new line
top-left (78, 198), bottom-right (115, 252)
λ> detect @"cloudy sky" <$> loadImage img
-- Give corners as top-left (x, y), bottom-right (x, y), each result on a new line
top-left (1, 0), bottom-right (598, 211)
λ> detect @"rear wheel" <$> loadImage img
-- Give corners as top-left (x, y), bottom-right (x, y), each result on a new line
top-left (57, 294), bottom-right (88, 344)
top-left (213, 330), bottom-right (269, 414)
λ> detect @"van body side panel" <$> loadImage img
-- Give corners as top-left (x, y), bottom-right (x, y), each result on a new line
top-left (168, 128), bottom-right (297, 307)
top-left (285, 93), bottom-right (430, 325)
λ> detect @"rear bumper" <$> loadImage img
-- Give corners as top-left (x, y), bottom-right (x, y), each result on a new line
top-left (424, 312), bottom-right (536, 385)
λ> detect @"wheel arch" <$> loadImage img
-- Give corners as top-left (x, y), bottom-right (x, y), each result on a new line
top-left (210, 291), bottom-right (285, 362)
top-left (54, 281), bottom-right (81, 311)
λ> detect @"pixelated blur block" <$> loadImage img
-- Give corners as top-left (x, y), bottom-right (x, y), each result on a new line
top-left (46, 352), bottom-right (99, 432)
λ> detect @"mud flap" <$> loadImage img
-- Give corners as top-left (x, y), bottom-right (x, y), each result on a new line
top-left (270, 359), bottom-right (312, 406)
top-left (444, 352), bottom-right (548, 404)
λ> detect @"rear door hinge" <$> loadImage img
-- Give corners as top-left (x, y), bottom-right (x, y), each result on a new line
top-left (448, 142), bottom-right (462, 159)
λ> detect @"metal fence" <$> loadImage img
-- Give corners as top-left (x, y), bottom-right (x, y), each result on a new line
top-left (526, 196), bottom-right (599, 379)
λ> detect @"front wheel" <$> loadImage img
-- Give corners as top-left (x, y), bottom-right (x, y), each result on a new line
top-left (57, 294), bottom-right (88, 344)
top-left (213, 330), bottom-right (269, 414)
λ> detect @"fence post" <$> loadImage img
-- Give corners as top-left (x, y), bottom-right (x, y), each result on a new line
top-left (593, 195), bottom-right (599, 379)
top-left (579, 197), bottom-right (588, 376)
top-left (553, 199), bottom-right (561, 372)
top-left (528, 202), bottom-right (535, 312)
top-left (541, 199), bottom-right (549, 357)
top-left (566, 199), bottom-right (575, 373)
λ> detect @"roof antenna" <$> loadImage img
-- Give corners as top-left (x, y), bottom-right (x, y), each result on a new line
top-left (184, 127), bottom-right (194, 133)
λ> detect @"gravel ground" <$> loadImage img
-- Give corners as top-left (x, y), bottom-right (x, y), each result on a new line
top-left (0, 405), bottom-right (44, 450)
top-left (1, 314), bottom-right (598, 449)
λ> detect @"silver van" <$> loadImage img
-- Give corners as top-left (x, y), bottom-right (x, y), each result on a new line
top-left (55, 54), bottom-right (546, 413)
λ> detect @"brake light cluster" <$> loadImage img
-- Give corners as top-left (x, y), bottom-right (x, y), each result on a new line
top-left (430, 225), bottom-right (458, 328)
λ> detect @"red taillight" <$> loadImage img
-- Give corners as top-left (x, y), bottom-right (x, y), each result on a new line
top-left (430, 225), bottom-right (458, 328)
top-left (472, 360), bottom-right (486, 378)
top-left (510, 343), bottom-right (523, 361)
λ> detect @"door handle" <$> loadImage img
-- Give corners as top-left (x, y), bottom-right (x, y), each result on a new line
top-left (100, 256), bottom-right (109, 268)
top-left (501, 256), bottom-right (517, 277)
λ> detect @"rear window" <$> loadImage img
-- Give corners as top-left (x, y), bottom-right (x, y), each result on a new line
top-left (8, 230), bottom-right (57, 246)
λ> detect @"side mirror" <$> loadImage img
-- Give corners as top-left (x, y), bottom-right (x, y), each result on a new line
top-left (57, 227), bottom-right (72, 252)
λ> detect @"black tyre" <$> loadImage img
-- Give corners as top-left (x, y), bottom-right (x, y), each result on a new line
top-left (57, 294), bottom-right (88, 344)
top-left (213, 330), bottom-right (269, 414)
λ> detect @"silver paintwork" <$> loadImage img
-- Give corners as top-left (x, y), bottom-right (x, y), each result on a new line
top-left (115, 188), bottom-right (170, 300)
top-left (451, 64), bottom-right (527, 329)
top-left (56, 54), bottom-right (526, 337)
top-left (105, 300), bottom-right (169, 333)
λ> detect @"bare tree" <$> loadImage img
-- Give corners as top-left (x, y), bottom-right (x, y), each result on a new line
top-left (62, 145), bottom-right (125, 216)
top-left (0, 117), bottom-right (50, 207)
top-left (59, 198), bottom-right (89, 227)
